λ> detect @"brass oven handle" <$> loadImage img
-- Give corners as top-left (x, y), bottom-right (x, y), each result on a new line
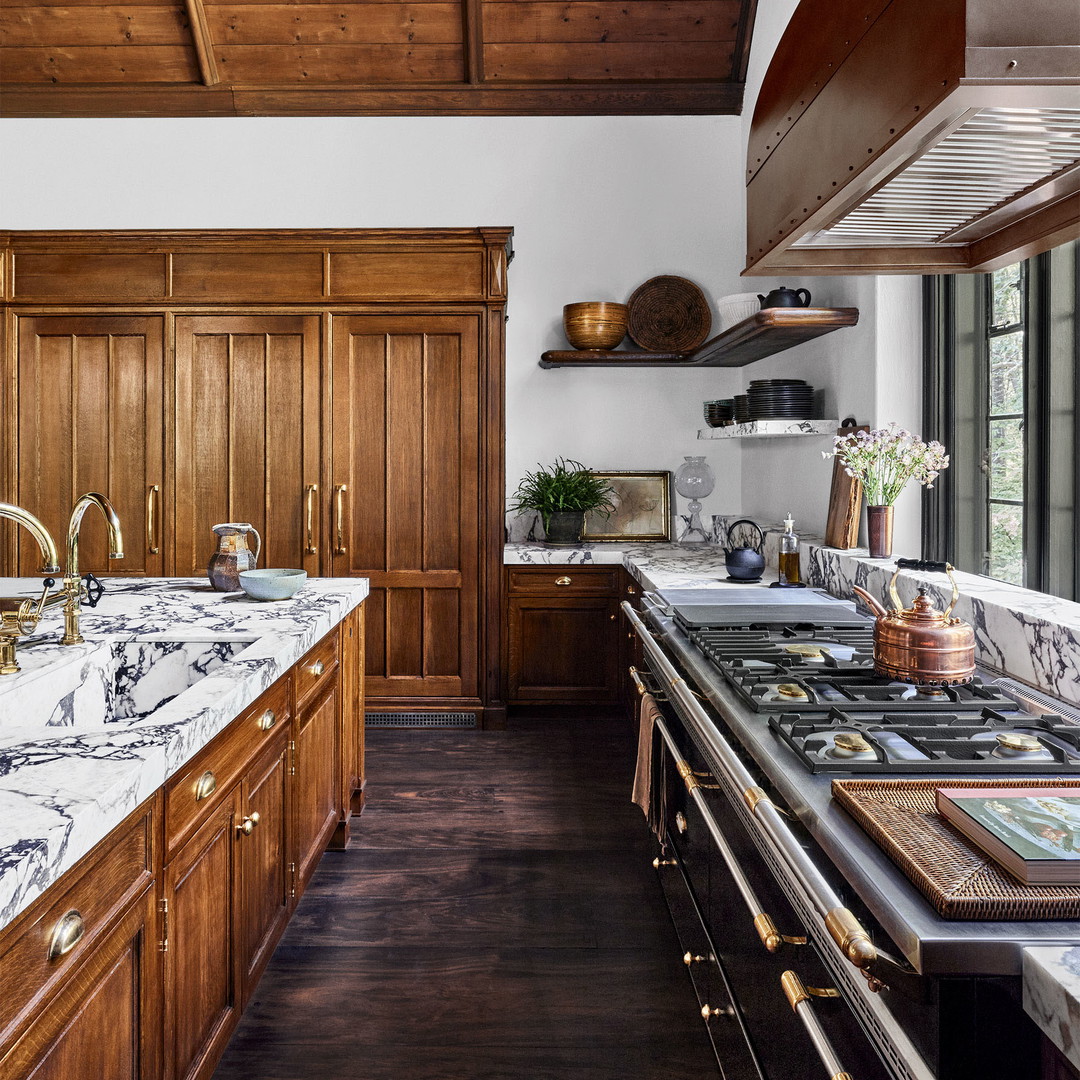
top-left (305, 484), bottom-right (318, 555)
top-left (147, 485), bottom-right (160, 555)
top-left (623, 602), bottom-right (884, 981)
top-left (47, 910), bottom-right (85, 961)
top-left (780, 970), bottom-right (852, 1080)
top-left (652, 713), bottom-right (805, 954)
top-left (629, 666), bottom-right (647, 697)
top-left (334, 484), bottom-right (347, 556)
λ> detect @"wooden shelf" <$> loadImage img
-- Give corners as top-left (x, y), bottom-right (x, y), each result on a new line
top-left (698, 419), bottom-right (839, 439)
top-left (539, 307), bottom-right (859, 369)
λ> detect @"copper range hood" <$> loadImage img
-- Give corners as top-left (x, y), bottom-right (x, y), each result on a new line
top-left (744, 0), bottom-right (1080, 275)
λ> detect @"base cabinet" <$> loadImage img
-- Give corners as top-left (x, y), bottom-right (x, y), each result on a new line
top-left (505, 566), bottom-right (632, 705)
top-left (0, 616), bottom-right (365, 1080)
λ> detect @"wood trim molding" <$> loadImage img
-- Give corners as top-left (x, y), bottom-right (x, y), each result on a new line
top-left (182, 0), bottom-right (220, 87)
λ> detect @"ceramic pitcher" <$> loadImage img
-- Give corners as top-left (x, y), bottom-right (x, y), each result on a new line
top-left (208, 522), bottom-right (261, 592)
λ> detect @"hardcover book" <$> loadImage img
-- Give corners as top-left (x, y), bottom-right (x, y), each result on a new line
top-left (935, 787), bottom-right (1080, 886)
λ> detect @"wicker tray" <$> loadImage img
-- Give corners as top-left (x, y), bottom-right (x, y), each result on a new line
top-left (831, 777), bottom-right (1080, 920)
top-left (626, 275), bottom-right (711, 352)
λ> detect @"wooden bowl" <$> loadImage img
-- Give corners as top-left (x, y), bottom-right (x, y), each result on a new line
top-left (562, 302), bottom-right (629, 350)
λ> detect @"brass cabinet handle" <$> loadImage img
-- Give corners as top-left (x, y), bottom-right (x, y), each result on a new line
top-left (334, 484), bottom-right (347, 555)
top-left (554, 575), bottom-right (572, 586)
top-left (238, 811), bottom-right (261, 836)
top-left (194, 770), bottom-right (217, 801)
top-left (258, 709), bottom-right (276, 731)
top-left (779, 971), bottom-right (851, 1080)
top-left (683, 952), bottom-right (708, 966)
top-left (309, 660), bottom-right (324, 676)
top-left (701, 1003), bottom-right (735, 1020)
top-left (47, 910), bottom-right (85, 961)
top-left (652, 856), bottom-right (676, 868)
top-left (305, 484), bottom-right (318, 555)
top-left (147, 485), bottom-right (160, 555)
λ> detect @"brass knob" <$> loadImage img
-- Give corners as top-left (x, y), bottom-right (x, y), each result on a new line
top-left (238, 811), bottom-right (261, 836)
top-left (47, 910), bottom-right (85, 961)
top-left (702, 1003), bottom-right (735, 1020)
top-left (194, 770), bottom-right (217, 802)
top-left (675, 811), bottom-right (688, 835)
top-left (258, 709), bottom-right (276, 731)
top-left (309, 660), bottom-right (324, 676)
top-left (609, 613), bottom-right (616, 620)
top-left (683, 952), bottom-right (706, 966)
top-left (554, 576), bottom-right (572, 586)
top-left (626, 585), bottom-right (636, 594)
top-left (652, 857), bottom-right (676, 868)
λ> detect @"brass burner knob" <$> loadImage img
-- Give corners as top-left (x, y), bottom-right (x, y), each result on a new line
top-left (777, 683), bottom-right (808, 700)
top-left (834, 733), bottom-right (873, 753)
top-left (995, 732), bottom-right (1043, 752)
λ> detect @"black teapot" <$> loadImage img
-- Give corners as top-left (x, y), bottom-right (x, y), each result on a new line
top-left (724, 519), bottom-right (766, 582)
top-left (757, 286), bottom-right (811, 308)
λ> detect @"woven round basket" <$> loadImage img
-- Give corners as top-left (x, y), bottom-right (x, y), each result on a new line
top-left (626, 275), bottom-right (712, 352)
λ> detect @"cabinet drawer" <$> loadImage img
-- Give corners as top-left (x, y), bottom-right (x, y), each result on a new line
top-left (165, 678), bottom-right (290, 857)
top-left (294, 630), bottom-right (340, 710)
top-left (0, 794), bottom-right (158, 1047)
top-left (506, 566), bottom-right (622, 595)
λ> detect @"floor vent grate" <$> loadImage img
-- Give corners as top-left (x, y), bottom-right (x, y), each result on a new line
top-left (366, 711), bottom-right (477, 728)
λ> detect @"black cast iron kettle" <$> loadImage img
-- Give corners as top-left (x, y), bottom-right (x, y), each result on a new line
top-left (757, 286), bottom-right (811, 308)
top-left (724, 519), bottom-right (766, 582)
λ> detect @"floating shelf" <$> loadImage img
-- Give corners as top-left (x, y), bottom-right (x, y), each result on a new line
top-left (539, 307), bottom-right (859, 369)
top-left (698, 419), bottom-right (839, 439)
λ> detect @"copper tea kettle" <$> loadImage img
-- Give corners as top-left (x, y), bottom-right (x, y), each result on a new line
top-left (852, 559), bottom-right (975, 685)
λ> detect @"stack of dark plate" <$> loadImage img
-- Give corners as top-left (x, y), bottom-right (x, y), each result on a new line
top-left (734, 394), bottom-right (751, 423)
top-left (703, 399), bottom-right (734, 427)
top-left (746, 379), bottom-right (815, 420)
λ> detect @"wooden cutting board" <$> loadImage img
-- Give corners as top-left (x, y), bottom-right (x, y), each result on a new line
top-left (824, 419), bottom-right (868, 549)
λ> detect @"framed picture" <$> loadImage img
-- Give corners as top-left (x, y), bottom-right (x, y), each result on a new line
top-left (583, 471), bottom-right (671, 541)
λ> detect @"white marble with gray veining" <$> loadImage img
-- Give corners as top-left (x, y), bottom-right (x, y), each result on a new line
top-left (0, 576), bottom-right (368, 931)
top-left (1023, 946), bottom-right (1080, 1069)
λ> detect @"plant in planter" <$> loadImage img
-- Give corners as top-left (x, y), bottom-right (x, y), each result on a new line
top-left (510, 458), bottom-right (616, 546)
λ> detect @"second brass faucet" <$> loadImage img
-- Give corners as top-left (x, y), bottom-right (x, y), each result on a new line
top-left (60, 493), bottom-right (125, 645)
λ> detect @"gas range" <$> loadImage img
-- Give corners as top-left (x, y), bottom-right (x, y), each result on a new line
top-left (672, 602), bottom-right (1080, 775)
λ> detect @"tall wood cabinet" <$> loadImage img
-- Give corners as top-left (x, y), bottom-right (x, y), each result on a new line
top-left (0, 229), bottom-right (510, 725)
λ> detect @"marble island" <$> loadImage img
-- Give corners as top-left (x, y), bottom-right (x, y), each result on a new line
top-left (0, 576), bottom-right (368, 932)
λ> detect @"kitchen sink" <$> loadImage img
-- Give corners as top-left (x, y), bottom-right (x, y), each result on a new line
top-left (0, 635), bottom-right (258, 739)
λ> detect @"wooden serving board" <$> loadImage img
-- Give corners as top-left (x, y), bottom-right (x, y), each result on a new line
top-left (824, 420), bottom-right (867, 549)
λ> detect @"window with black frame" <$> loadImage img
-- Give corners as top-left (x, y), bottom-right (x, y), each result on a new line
top-left (923, 241), bottom-right (1079, 602)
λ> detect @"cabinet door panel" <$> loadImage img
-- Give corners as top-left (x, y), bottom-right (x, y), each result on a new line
top-left (293, 684), bottom-right (340, 894)
top-left (331, 315), bottom-right (480, 702)
top-left (173, 315), bottom-right (322, 577)
top-left (239, 737), bottom-right (290, 999)
top-left (164, 795), bottom-right (239, 1080)
top-left (14, 315), bottom-right (165, 577)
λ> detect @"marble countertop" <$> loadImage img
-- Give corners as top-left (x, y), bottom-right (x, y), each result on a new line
top-left (0, 576), bottom-right (368, 931)
top-left (1024, 946), bottom-right (1080, 1069)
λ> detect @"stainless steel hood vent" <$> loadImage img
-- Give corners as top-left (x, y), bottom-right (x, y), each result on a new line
top-left (744, 0), bottom-right (1080, 276)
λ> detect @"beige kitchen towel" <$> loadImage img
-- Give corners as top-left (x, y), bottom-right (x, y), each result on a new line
top-left (632, 692), bottom-right (667, 841)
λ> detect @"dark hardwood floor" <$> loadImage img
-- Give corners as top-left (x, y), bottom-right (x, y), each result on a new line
top-left (213, 711), bottom-right (717, 1079)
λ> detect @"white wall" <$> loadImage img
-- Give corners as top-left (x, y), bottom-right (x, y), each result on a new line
top-left (0, 0), bottom-right (926, 547)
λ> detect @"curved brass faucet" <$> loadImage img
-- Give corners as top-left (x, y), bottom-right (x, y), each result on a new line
top-left (61, 493), bottom-right (125, 645)
top-left (0, 502), bottom-right (61, 673)
top-left (0, 502), bottom-right (61, 574)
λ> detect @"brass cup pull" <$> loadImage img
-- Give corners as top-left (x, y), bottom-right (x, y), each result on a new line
top-left (305, 484), bottom-right (318, 555)
top-left (238, 811), bottom-right (261, 836)
top-left (194, 770), bottom-right (217, 801)
top-left (309, 660), bottom-right (324, 676)
top-left (701, 1003), bottom-right (735, 1020)
top-left (334, 484), bottom-right (348, 556)
top-left (258, 709), bottom-right (276, 731)
top-left (47, 909), bottom-right (85, 961)
top-left (147, 485), bottom-right (160, 555)
top-left (554, 575), bottom-right (572, 586)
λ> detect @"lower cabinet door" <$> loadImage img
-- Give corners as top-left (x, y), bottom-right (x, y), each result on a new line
top-left (164, 793), bottom-right (241, 1080)
top-left (238, 734), bottom-right (290, 1000)
top-left (0, 886), bottom-right (162, 1080)
top-left (293, 683), bottom-right (340, 894)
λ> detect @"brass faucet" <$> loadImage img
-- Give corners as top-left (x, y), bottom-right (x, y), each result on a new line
top-left (61, 493), bottom-right (125, 645)
top-left (0, 502), bottom-right (62, 674)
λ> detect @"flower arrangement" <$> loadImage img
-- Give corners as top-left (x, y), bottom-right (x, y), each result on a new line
top-left (823, 423), bottom-right (950, 506)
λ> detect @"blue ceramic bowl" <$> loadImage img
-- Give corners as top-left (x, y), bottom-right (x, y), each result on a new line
top-left (239, 569), bottom-right (307, 601)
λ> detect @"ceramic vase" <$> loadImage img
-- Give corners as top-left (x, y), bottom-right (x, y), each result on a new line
top-left (867, 505), bottom-right (894, 559)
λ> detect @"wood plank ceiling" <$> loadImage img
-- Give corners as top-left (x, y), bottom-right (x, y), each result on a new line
top-left (0, 0), bottom-right (759, 116)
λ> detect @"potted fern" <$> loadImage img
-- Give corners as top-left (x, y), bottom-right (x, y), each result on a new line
top-left (510, 458), bottom-right (616, 546)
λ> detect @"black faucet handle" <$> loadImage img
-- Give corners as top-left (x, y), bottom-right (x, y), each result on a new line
top-left (82, 573), bottom-right (105, 608)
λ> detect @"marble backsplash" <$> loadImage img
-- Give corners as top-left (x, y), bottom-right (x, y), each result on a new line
top-left (806, 544), bottom-right (1080, 708)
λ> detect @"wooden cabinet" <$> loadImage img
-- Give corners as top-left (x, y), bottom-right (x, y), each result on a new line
top-left (1, 229), bottom-right (508, 728)
top-left (0, 797), bottom-right (163, 1080)
top-left (173, 315), bottom-right (324, 578)
top-left (505, 566), bottom-right (630, 705)
top-left (12, 314), bottom-right (166, 577)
